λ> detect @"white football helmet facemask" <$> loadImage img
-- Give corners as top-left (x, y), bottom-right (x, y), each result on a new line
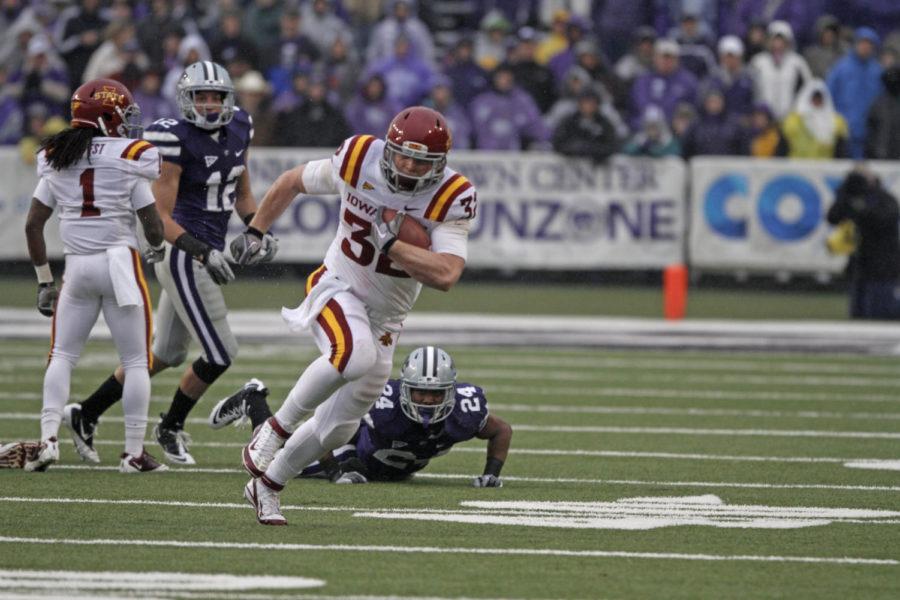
top-left (177, 61), bottom-right (235, 130)
top-left (399, 346), bottom-right (457, 426)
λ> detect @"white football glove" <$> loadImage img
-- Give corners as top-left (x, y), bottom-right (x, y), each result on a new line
top-left (371, 207), bottom-right (405, 252)
top-left (143, 241), bottom-right (166, 264)
top-left (230, 229), bottom-right (262, 265)
top-left (36, 283), bottom-right (58, 317)
top-left (204, 248), bottom-right (235, 285)
top-left (472, 474), bottom-right (503, 488)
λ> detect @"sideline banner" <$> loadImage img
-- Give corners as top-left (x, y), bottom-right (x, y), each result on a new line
top-left (0, 148), bottom-right (687, 269)
top-left (689, 157), bottom-right (900, 274)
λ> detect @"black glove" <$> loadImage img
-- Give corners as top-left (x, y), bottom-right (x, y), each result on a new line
top-left (36, 282), bottom-right (58, 317)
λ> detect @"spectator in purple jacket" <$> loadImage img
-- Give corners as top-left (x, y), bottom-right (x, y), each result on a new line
top-left (426, 75), bottom-right (473, 149)
top-left (343, 72), bottom-right (402, 136)
top-left (705, 35), bottom-right (755, 124)
top-left (670, 12), bottom-right (717, 80)
top-left (0, 65), bottom-right (25, 145)
top-left (470, 63), bottom-right (551, 150)
top-left (6, 35), bottom-right (69, 119)
top-left (365, 34), bottom-right (435, 107)
top-left (132, 66), bottom-right (177, 126)
top-left (680, 83), bottom-right (744, 158)
top-left (442, 36), bottom-right (490, 110)
top-left (592, 0), bottom-right (655, 63)
top-left (630, 38), bottom-right (699, 130)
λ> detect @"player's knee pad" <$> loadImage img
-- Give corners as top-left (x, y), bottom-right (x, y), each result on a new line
top-left (191, 357), bottom-right (229, 385)
top-left (338, 335), bottom-right (377, 381)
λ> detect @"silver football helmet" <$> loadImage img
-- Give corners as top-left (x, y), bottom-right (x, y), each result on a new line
top-left (176, 61), bottom-right (235, 130)
top-left (399, 346), bottom-right (457, 425)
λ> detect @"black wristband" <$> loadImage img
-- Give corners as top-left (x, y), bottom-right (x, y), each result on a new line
top-left (246, 226), bottom-right (264, 239)
top-left (174, 232), bottom-right (211, 261)
top-left (483, 457), bottom-right (504, 477)
top-left (242, 212), bottom-right (256, 226)
top-left (381, 236), bottom-right (397, 255)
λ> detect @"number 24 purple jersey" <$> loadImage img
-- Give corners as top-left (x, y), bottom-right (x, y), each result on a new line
top-left (354, 379), bottom-right (489, 479)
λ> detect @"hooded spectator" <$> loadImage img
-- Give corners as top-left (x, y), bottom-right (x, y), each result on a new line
top-left (749, 20), bottom-right (813, 121)
top-left (470, 63), bottom-right (551, 150)
top-left (0, 65), bottom-right (25, 144)
top-left (782, 79), bottom-right (849, 158)
top-left (803, 14), bottom-right (846, 78)
top-left (162, 34), bottom-right (211, 102)
top-left (210, 9), bottom-right (260, 73)
top-left (865, 65), bottom-right (900, 159)
top-left (235, 70), bottom-right (276, 146)
top-left (827, 27), bottom-right (884, 159)
top-left (669, 11), bottom-right (716, 80)
top-left (630, 38), bottom-right (699, 129)
top-left (82, 20), bottom-right (149, 84)
top-left (552, 87), bottom-right (620, 164)
top-left (474, 9), bottom-right (513, 71)
top-left (442, 36), bottom-right (489, 109)
top-left (622, 104), bottom-right (682, 157)
top-left (55, 0), bottom-right (107, 86)
top-left (6, 35), bottom-right (69, 118)
top-left (741, 103), bottom-right (787, 157)
top-left (132, 66), bottom-right (178, 127)
top-left (680, 83), bottom-right (744, 158)
top-left (545, 66), bottom-right (629, 139)
top-left (344, 72), bottom-right (402, 136)
top-left (263, 7), bottom-right (320, 96)
top-left (366, 34), bottom-right (435, 107)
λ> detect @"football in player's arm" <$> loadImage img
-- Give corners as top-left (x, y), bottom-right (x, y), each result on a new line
top-left (209, 347), bottom-right (512, 487)
top-left (227, 108), bottom-right (478, 524)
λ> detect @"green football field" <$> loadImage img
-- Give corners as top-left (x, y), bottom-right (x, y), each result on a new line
top-left (1, 335), bottom-right (898, 599)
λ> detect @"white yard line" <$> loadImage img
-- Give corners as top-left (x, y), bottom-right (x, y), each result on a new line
top-left (0, 536), bottom-right (894, 566)
top-left (487, 403), bottom-right (900, 420)
top-left (2, 412), bottom-right (898, 439)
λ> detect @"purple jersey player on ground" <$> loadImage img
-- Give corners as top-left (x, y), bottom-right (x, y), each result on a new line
top-left (63, 61), bottom-right (278, 466)
top-left (210, 346), bottom-right (513, 487)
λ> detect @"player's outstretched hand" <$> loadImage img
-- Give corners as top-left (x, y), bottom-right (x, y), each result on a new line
top-left (205, 249), bottom-right (235, 284)
top-left (230, 228), bottom-right (278, 266)
top-left (472, 474), bottom-right (503, 488)
top-left (36, 283), bottom-right (58, 317)
top-left (258, 232), bottom-right (279, 263)
top-left (143, 241), bottom-right (165, 264)
top-left (371, 207), bottom-right (405, 252)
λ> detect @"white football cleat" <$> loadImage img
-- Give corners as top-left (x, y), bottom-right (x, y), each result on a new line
top-left (244, 477), bottom-right (287, 525)
top-left (243, 417), bottom-right (289, 477)
top-left (24, 437), bottom-right (59, 472)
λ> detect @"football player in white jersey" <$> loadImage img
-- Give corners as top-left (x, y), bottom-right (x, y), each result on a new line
top-left (229, 106), bottom-right (477, 525)
top-left (23, 79), bottom-right (168, 473)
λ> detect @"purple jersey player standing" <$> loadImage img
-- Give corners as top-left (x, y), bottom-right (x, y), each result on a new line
top-left (210, 346), bottom-right (513, 486)
top-left (63, 61), bottom-right (278, 467)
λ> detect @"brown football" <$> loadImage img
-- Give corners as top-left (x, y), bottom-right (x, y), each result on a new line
top-left (383, 208), bottom-right (431, 249)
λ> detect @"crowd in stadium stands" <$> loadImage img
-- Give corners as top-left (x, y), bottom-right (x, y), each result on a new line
top-left (4, 0), bottom-right (900, 164)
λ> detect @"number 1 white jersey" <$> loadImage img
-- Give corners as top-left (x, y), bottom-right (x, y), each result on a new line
top-left (33, 137), bottom-right (161, 255)
top-left (323, 134), bottom-right (477, 321)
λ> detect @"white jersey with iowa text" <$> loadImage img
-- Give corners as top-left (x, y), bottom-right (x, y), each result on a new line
top-left (323, 134), bottom-right (477, 320)
top-left (33, 137), bottom-right (160, 255)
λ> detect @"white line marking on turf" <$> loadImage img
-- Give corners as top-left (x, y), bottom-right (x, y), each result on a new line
top-left (0, 536), bottom-right (894, 566)
top-left (30, 467), bottom-right (900, 492)
top-left (355, 495), bottom-right (900, 530)
top-left (489, 403), bottom-right (900, 420)
top-left (0, 570), bottom-right (324, 591)
top-left (843, 460), bottom-right (900, 471)
top-left (3, 412), bottom-right (898, 439)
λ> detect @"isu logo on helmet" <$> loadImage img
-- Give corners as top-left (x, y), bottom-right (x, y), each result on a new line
top-left (380, 106), bottom-right (451, 195)
top-left (70, 78), bottom-right (143, 139)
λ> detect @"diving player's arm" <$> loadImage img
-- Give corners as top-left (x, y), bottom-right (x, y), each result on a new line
top-left (473, 414), bottom-right (512, 487)
top-left (248, 158), bottom-right (338, 233)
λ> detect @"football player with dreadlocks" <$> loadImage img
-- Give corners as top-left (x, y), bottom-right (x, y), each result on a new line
top-left (63, 61), bottom-right (277, 467)
top-left (228, 106), bottom-right (478, 525)
top-left (209, 346), bottom-right (512, 486)
top-left (24, 79), bottom-right (167, 473)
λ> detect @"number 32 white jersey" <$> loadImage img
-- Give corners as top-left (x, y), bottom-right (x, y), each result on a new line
top-left (33, 137), bottom-right (160, 255)
top-left (322, 134), bottom-right (477, 320)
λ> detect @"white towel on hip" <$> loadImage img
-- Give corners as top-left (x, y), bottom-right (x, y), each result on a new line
top-left (281, 270), bottom-right (350, 333)
top-left (107, 246), bottom-right (143, 307)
